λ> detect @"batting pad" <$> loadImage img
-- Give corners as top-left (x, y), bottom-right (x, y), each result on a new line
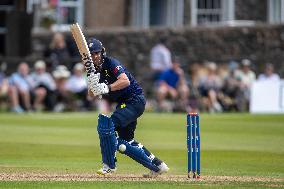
top-left (117, 138), bottom-right (160, 172)
top-left (97, 114), bottom-right (117, 169)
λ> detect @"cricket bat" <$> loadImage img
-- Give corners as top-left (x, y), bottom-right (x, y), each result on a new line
top-left (70, 23), bottom-right (96, 77)
top-left (70, 23), bottom-right (104, 100)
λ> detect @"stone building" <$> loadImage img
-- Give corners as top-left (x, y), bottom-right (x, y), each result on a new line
top-left (0, 0), bottom-right (284, 81)
top-left (22, 0), bottom-right (283, 30)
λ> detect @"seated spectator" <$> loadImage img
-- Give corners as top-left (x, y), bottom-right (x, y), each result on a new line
top-left (186, 63), bottom-right (205, 113)
top-left (258, 63), bottom-right (280, 82)
top-left (45, 32), bottom-right (70, 68)
top-left (0, 70), bottom-right (8, 108)
top-left (219, 61), bottom-right (240, 111)
top-left (234, 59), bottom-right (256, 111)
top-left (150, 37), bottom-right (172, 81)
top-left (156, 60), bottom-right (189, 112)
top-left (198, 62), bottom-right (223, 113)
top-left (66, 63), bottom-right (91, 111)
top-left (29, 60), bottom-right (57, 111)
top-left (8, 62), bottom-right (33, 113)
top-left (52, 65), bottom-right (71, 112)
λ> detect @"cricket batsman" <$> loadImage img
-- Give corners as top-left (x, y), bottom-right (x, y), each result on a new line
top-left (87, 38), bottom-right (169, 177)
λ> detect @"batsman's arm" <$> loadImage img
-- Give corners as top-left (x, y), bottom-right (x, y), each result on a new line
top-left (88, 73), bottom-right (129, 96)
top-left (108, 73), bottom-right (130, 91)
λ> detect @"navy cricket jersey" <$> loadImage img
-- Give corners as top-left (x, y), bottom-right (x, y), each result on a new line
top-left (95, 56), bottom-right (143, 103)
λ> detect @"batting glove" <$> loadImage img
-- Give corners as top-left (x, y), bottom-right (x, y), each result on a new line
top-left (93, 83), bottom-right (109, 95)
top-left (87, 73), bottom-right (100, 84)
top-left (87, 73), bottom-right (100, 93)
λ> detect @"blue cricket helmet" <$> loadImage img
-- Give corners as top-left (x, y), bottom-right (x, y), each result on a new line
top-left (88, 38), bottom-right (103, 54)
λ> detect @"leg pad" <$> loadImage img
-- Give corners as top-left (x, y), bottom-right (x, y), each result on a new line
top-left (97, 114), bottom-right (117, 169)
top-left (117, 138), bottom-right (159, 172)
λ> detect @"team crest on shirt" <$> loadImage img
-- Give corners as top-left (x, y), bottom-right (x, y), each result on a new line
top-left (113, 66), bottom-right (122, 74)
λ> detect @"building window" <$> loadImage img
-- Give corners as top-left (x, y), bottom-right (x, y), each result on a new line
top-left (197, 0), bottom-right (222, 24)
top-left (131, 0), bottom-right (184, 28)
top-left (131, 0), bottom-right (149, 27)
top-left (166, 0), bottom-right (184, 27)
top-left (268, 0), bottom-right (284, 24)
top-left (27, 0), bottom-right (84, 32)
top-left (191, 0), bottom-right (235, 26)
top-left (150, 0), bottom-right (167, 26)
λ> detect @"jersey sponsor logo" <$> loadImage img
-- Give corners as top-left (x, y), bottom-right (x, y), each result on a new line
top-left (104, 70), bottom-right (110, 77)
top-left (113, 65), bottom-right (122, 74)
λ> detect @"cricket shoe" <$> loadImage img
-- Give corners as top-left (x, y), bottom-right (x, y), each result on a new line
top-left (97, 164), bottom-right (116, 176)
top-left (143, 162), bottom-right (169, 178)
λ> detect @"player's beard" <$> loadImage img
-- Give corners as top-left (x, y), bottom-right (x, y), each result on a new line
top-left (93, 57), bottom-right (103, 71)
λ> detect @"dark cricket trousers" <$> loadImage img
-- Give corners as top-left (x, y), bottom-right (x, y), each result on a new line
top-left (111, 94), bottom-right (145, 141)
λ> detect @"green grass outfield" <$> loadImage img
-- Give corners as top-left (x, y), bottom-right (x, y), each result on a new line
top-left (0, 112), bottom-right (283, 188)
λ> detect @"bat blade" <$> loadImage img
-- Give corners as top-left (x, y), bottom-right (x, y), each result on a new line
top-left (70, 23), bottom-right (96, 76)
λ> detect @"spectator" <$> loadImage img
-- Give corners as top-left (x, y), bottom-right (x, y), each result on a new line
top-left (156, 60), bottom-right (189, 112)
top-left (8, 62), bottom-right (33, 113)
top-left (52, 65), bottom-right (71, 112)
top-left (66, 63), bottom-right (91, 111)
top-left (235, 59), bottom-right (256, 87)
top-left (219, 61), bottom-right (240, 111)
top-left (186, 63), bottom-right (205, 113)
top-left (234, 59), bottom-right (256, 111)
top-left (198, 62), bottom-right (223, 113)
top-left (0, 69), bottom-right (8, 108)
top-left (258, 63), bottom-right (280, 82)
top-left (150, 37), bottom-right (172, 81)
top-left (65, 35), bottom-right (80, 59)
top-left (29, 60), bottom-right (56, 111)
top-left (45, 32), bottom-right (70, 68)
